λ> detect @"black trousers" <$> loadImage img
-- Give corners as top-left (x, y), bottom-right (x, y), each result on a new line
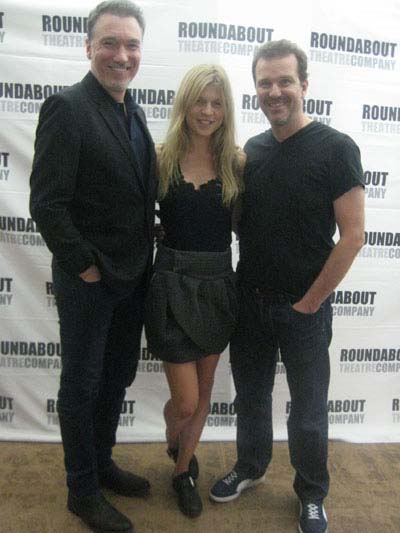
top-left (52, 261), bottom-right (145, 497)
top-left (231, 286), bottom-right (332, 501)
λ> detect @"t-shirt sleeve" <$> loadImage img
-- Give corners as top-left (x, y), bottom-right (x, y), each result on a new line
top-left (329, 134), bottom-right (365, 201)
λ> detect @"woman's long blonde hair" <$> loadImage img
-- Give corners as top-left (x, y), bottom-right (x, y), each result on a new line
top-left (158, 64), bottom-right (242, 206)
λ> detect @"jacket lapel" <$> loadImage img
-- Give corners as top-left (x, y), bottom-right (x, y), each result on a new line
top-left (82, 72), bottom-right (141, 177)
top-left (133, 106), bottom-right (157, 197)
top-left (132, 106), bottom-right (157, 236)
top-left (81, 72), bottom-right (157, 237)
top-left (98, 100), bottom-right (142, 178)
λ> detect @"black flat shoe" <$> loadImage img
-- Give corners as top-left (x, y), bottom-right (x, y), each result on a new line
top-left (68, 491), bottom-right (133, 532)
top-left (172, 471), bottom-right (203, 518)
top-left (167, 447), bottom-right (199, 480)
top-left (99, 462), bottom-right (150, 497)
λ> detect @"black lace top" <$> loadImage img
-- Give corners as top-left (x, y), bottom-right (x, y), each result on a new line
top-left (159, 176), bottom-right (233, 252)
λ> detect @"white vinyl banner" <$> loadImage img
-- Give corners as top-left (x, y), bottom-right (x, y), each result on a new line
top-left (0, 0), bottom-right (399, 443)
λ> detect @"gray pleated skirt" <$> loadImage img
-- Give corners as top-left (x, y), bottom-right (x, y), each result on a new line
top-left (144, 244), bottom-right (238, 363)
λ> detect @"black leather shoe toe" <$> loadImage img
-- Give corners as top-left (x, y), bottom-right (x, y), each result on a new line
top-left (172, 471), bottom-right (203, 518)
top-left (67, 491), bottom-right (133, 532)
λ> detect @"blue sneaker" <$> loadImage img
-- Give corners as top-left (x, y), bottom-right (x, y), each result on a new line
top-left (298, 500), bottom-right (328, 533)
top-left (209, 468), bottom-right (265, 502)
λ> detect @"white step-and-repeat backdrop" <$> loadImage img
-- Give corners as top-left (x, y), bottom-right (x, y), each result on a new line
top-left (0, 0), bottom-right (399, 443)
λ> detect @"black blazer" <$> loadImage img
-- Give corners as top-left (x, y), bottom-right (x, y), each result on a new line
top-left (30, 71), bottom-right (157, 287)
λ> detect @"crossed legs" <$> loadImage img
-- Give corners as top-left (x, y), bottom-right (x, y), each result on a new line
top-left (163, 354), bottom-right (220, 475)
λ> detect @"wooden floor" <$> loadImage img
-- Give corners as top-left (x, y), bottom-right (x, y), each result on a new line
top-left (0, 440), bottom-right (399, 532)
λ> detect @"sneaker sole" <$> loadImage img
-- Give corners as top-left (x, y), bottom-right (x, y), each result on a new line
top-left (209, 474), bottom-right (265, 503)
top-left (69, 509), bottom-right (133, 533)
top-left (299, 524), bottom-right (328, 533)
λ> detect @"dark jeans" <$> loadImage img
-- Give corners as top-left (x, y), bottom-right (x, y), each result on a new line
top-left (230, 286), bottom-right (332, 501)
top-left (52, 261), bottom-right (145, 497)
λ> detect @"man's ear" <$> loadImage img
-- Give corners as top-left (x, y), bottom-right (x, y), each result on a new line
top-left (86, 38), bottom-right (92, 60)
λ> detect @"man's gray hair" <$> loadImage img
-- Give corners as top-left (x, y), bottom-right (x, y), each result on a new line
top-left (87, 0), bottom-right (145, 41)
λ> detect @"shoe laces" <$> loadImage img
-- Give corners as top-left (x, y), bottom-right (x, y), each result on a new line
top-left (306, 502), bottom-right (321, 520)
top-left (223, 470), bottom-right (238, 485)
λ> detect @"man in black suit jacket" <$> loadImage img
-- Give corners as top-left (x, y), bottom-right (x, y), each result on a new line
top-left (30, 2), bottom-right (156, 532)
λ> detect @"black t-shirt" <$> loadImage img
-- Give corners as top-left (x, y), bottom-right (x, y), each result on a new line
top-left (237, 121), bottom-right (364, 298)
top-left (160, 176), bottom-right (232, 252)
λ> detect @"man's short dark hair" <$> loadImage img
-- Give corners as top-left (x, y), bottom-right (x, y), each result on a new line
top-left (87, 0), bottom-right (145, 41)
top-left (252, 39), bottom-right (308, 83)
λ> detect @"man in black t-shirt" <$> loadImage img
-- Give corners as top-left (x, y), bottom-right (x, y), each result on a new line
top-left (210, 40), bottom-right (365, 533)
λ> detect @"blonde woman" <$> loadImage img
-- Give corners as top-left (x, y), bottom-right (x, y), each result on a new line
top-left (145, 64), bottom-right (244, 517)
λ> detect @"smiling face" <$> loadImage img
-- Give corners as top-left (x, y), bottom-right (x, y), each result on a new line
top-left (86, 13), bottom-right (142, 102)
top-left (185, 84), bottom-right (224, 141)
top-left (255, 53), bottom-right (308, 139)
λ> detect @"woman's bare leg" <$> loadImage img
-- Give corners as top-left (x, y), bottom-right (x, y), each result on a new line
top-left (164, 355), bottom-right (220, 475)
top-left (163, 361), bottom-right (199, 464)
